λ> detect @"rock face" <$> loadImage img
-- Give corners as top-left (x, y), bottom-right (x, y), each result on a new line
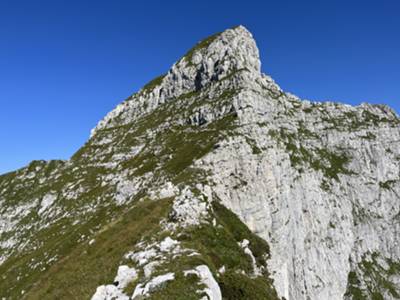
top-left (1, 25), bottom-right (399, 300)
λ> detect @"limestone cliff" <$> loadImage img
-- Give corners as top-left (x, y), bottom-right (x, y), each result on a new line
top-left (1, 26), bottom-right (399, 300)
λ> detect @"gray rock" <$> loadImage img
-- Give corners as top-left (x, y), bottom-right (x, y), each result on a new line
top-left (1, 25), bottom-right (399, 300)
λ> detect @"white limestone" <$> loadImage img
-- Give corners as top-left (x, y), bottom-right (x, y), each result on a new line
top-left (38, 193), bottom-right (57, 215)
top-left (2, 25), bottom-right (400, 300)
top-left (114, 265), bottom-right (138, 289)
top-left (239, 239), bottom-right (262, 276)
top-left (91, 285), bottom-right (129, 300)
top-left (184, 265), bottom-right (222, 300)
top-left (167, 187), bottom-right (209, 228)
top-left (198, 96), bottom-right (400, 299)
top-left (91, 265), bottom-right (137, 300)
top-left (90, 26), bottom-right (263, 137)
top-left (132, 272), bottom-right (175, 298)
top-left (159, 237), bottom-right (179, 252)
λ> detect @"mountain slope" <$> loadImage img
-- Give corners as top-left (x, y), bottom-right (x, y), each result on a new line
top-left (1, 25), bottom-right (400, 300)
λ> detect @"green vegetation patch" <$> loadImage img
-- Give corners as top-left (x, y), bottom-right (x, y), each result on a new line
top-left (121, 112), bottom-right (238, 181)
top-left (147, 271), bottom-right (208, 300)
top-left (268, 128), bottom-right (354, 181)
top-left (345, 253), bottom-right (400, 300)
top-left (379, 180), bottom-right (397, 190)
top-left (219, 271), bottom-right (279, 300)
top-left (183, 32), bottom-right (220, 66)
top-left (245, 137), bottom-right (262, 154)
top-left (137, 200), bottom-right (278, 299)
top-left (174, 201), bottom-right (278, 300)
top-left (141, 74), bottom-right (166, 94)
top-left (19, 198), bottom-right (173, 300)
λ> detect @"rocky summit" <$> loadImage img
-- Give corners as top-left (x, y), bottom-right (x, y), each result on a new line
top-left (1, 25), bottom-right (400, 300)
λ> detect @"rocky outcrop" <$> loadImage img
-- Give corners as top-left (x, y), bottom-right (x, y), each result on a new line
top-left (1, 25), bottom-right (399, 300)
top-left (90, 25), bottom-right (400, 300)
top-left (90, 25), bottom-right (276, 137)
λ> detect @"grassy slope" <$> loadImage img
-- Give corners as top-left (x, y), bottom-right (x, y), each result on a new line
top-left (25, 198), bottom-right (173, 299)
top-left (0, 60), bottom-right (283, 299)
top-left (0, 115), bottom-right (279, 299)
top-left (16, 197), bottom-right (280, 300)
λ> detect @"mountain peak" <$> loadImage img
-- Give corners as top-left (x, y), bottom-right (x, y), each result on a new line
top-left (91, 25), bottom-right (263, 136)
top-left (181, 25), bottom-right (261, 75)
top-left (163, 24), bottom-right (262, 96)
top-left (2, 24), bottom-right (400, 300)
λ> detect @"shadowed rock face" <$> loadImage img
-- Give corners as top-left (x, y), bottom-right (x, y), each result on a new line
top-left (1, 26), bottom-right (399, 300)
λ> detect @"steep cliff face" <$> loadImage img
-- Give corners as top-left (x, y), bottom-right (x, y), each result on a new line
top-left (0, 26), bottom-right (399, 300)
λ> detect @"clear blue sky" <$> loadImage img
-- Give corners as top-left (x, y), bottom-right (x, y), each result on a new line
top-left (1, 0), bottom-right (399, 174)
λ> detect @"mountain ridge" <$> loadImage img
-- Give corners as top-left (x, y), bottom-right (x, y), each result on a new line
top-left (1, 25), bottom-right (400, 300)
